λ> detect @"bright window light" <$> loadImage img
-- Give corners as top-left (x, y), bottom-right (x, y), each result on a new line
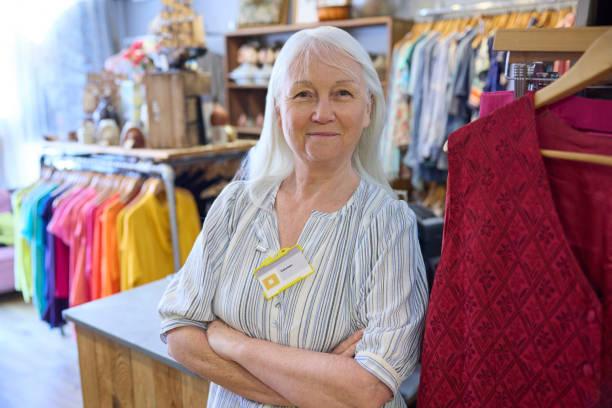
top-left (0, 0), bottom-right (77, 120)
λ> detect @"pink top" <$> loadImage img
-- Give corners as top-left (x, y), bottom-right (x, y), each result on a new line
top-left (48, 188), bottom-right (85, 299)
top-left (48, 188), bottom-right (97, 304)
top-left (480, 92), bottom-right (612, 134)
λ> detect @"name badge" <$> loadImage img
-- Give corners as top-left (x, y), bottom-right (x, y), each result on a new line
top-left (254, 245), bottom-right (314, 300)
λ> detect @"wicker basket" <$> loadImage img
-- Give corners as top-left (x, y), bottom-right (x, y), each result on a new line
top-left (317, 5), bottom-right (351, 21)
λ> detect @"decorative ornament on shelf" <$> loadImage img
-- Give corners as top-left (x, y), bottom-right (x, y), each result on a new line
top-left (229, 42), bottom-right (260, 85)
top-left (96, 119), bottom-right (120, 146)
top-left (253, 46), bottom-right (274, 85)
top-left (77, 119), bottom-right (97, 144)
top-left (208, 104), bottom-right (231, 144)
top-left (120, 121), bottom-right (146, 149)
top-left (154, 0), bottom-right (206, 49)
top-left (237, 0), bottom-right (289, 28)
top-left (317, 0), bottom-right (351, 21)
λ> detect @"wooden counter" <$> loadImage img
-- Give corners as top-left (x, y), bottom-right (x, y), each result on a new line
top-left (63, 278), bottom-right (208, 407)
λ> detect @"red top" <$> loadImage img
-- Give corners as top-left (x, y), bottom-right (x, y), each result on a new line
top-left (419, 95), bottom-right (612, 407)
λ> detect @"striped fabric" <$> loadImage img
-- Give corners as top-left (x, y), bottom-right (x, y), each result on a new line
top-left (158, 179), bottom-right (428, 407)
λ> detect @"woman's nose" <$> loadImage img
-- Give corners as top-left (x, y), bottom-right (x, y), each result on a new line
top-left (311, 98), bottom-right (335, 123)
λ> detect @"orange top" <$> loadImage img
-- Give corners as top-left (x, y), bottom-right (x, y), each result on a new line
top-left (90, 196), bottom-right (118, 300)
top-left (99, 197), bottom-right (125, 297)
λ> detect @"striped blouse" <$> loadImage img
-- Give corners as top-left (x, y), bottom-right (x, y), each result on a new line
top-left (158, 178), bottom-right (428, 407)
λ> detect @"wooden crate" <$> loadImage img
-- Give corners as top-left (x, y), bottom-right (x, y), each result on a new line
top-left (145, 71), bottom-right (211, 148)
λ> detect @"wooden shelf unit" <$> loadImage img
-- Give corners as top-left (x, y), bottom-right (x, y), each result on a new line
top-left (224, 16), bottom-right (412, 138)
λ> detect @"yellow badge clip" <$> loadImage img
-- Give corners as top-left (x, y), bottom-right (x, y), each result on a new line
top-left (254, 245), bottom-right (314, 300)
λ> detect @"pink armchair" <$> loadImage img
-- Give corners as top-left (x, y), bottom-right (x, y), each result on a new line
top-left (0, 189), bottom-right (14, 294)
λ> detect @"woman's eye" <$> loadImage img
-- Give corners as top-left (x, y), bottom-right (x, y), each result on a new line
top-left (336, 89), bottom-right (353, 97)
top-left (293, 91), bottom-right (312, 98)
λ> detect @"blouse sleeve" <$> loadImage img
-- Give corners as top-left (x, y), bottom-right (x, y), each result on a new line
top-left (157, 182), bottom-right (242, 342)
top-left (354, 200), bottom-right (429, 395)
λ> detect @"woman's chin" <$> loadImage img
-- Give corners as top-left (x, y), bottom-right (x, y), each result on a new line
top-left (303, 149), bottom-right (345, 164)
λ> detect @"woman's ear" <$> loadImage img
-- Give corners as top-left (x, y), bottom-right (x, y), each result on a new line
top-left (362, 94), bottom-right (373, 129)
top-left (275, 103), bottom-right (283, 130)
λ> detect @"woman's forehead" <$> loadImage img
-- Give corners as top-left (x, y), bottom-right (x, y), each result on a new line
top-left (286, 52), bottom-right (363, 84)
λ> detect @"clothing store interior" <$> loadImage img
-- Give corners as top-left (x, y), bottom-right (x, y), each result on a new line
top-left (0, 0), bottom-right (610, 406)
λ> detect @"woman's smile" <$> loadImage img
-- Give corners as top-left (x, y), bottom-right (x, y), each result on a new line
top-left (306, 131), bottom-right (340, 137)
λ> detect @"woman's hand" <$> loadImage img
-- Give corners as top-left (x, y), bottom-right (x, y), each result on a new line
top-left (331, 329), bottom-right (364, 357)
top-left (207, 320), bottom-right (249, 360)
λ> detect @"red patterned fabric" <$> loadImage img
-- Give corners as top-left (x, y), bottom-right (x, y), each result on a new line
top-left (418, 95), bottom-right (612, 407)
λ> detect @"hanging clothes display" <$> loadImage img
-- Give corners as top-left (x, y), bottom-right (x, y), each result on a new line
top-left (418, 94), bottom-right (612, 406)
top-left (380, 7), bottom-right (575, 215)
top-left (11, 168), bottom-right (201, 327)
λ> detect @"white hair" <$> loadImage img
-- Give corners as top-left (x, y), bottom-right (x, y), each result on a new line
top-left (244, 26), bottom-right (391, 206)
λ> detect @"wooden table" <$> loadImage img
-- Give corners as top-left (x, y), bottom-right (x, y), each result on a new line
top-left (63, 279), bottom-right (208, 407)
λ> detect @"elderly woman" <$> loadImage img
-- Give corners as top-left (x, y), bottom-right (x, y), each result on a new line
top-left (158, 26), bottom-right (428, 407)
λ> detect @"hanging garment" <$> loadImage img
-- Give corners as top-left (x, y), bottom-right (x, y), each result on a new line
top-left (77, 193), bottom-right (119, 300)
top-left (119, 187), bottom-right (200, 291)
top-left (32, 185), bottom-right (61, 318)
top-left (91, 196), bottom-right (116, 300)
top-left (21, 182), bottom-right (58, 317)
top-left (47, 187), bottom-right (97, 306)
top-left (47, 187), bottom-right (85, 301)
top-left (12, 183), bottom-right (39, 301)
top-left (83, 193), bottom-right (115, 300)
top-left (41, 187), bottom-right (70, 327)
top-left (404, 32), bottom-right (440, 190)
top-left (419, 95), bottom-right (611, 407)
top-left (386, 34), bottom-right (424, 148)
top-left (99, 195), bottom-right (124, 297)
top-left (71, 192), bottom-right (120, 306)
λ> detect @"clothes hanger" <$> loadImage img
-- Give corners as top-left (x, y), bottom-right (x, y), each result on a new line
top-left (534, 28), bottom-right (612, 108)
top-left (535, 28), bottom-right (612, 166)
top-left (443, 28), bottom-right (612, 166)
top-left (119, 174), bottom-right (144, 204)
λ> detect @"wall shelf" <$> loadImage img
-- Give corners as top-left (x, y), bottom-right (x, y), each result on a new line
top-left (227, 83), bottom-right (269, 90)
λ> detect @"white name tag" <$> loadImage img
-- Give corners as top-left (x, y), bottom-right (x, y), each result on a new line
top-left (254, 246), bottom-right (314, 300)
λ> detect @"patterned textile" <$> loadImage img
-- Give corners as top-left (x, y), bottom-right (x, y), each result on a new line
top-left (419, 95), bottom-right (611, 407)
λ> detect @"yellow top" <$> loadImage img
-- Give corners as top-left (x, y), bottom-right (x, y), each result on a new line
top-left (12, 184), bottom-right (37, 301)
top-left (117, 187), bottom-right (201, 291)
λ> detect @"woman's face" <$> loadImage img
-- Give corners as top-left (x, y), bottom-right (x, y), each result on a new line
top-left (276, 52), bottom-right (371, 168)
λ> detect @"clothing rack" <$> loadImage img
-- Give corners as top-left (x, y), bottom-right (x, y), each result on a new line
top-left (417, 0), bottom-right (577, 18)
top-left (494, 26), bottom-right (610, 62)
top-left (494, 27), bottom-right (612, 96)
top-left (42, 155), bottom-right (183, 273)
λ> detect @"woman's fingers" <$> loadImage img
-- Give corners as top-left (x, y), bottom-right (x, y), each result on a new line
top-left (340, 342), bottom-right (359, 357)
top-left (332, 329), bottom-right (364, 355)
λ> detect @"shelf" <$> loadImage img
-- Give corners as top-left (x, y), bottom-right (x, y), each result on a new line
top-left (41, 140), bottom-right (256, 161)
top-left (227, 83), bottom-right (269, 90)
top-left (227, 16), bottom-right (400, 37)
top-left (235, 126), bottom-right (262, 135)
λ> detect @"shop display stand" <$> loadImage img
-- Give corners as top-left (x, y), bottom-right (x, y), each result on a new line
top-left (41, 141), bottom-right (255, 272)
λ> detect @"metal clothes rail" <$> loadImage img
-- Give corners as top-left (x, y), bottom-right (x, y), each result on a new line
top-left (417, 0), bottom-right (577, 19)
top-left (42, 155), bottom-right (182, 273)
